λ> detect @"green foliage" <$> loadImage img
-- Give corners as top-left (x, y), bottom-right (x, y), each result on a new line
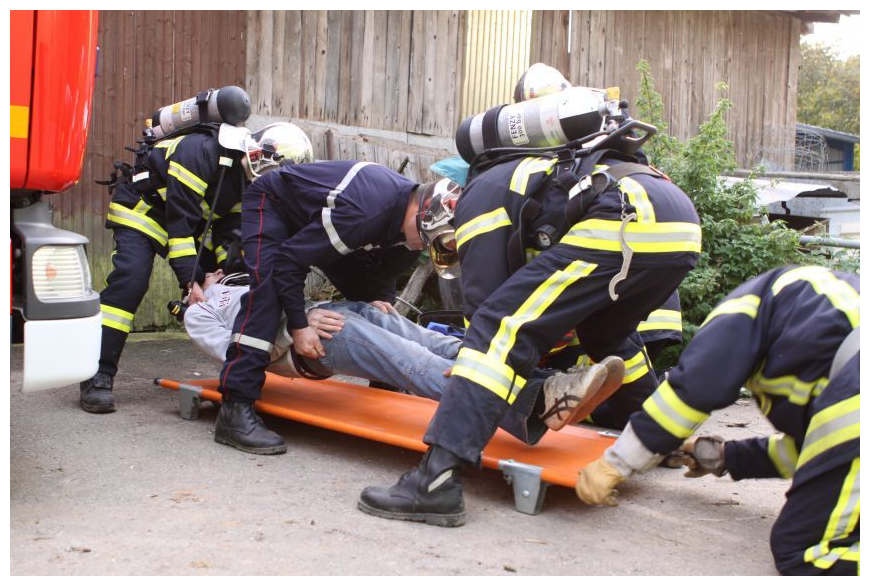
top-left (634, 60), bottom-right (856, 362)
top-left (798, 43), bottom-right (860, 136)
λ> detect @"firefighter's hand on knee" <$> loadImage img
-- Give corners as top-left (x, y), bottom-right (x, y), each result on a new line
top-left (306, 308), bottom-right (345, 340)
top-left (369, 300), bottom-right (395, 314)
top-left (576, 456), bottom-right (625, 506)
top-left (292, 326), bottom-right (326, 358)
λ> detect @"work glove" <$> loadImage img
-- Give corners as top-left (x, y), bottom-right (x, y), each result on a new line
top-left (576, 456), bottom-right (624, 506)
top-left (670, 435), bottom-right (727, 478)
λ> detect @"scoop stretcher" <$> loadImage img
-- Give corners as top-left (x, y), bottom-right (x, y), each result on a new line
top-left (155, 374), bottom-right (618, 515)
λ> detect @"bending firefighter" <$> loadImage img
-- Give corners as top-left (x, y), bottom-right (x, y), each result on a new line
top-left (577, 266), bottom-right (860, 576)
top-left (358, 77), bottom-right (701, 526)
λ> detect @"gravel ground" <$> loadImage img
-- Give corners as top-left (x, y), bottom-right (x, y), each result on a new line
top-left (10, 333), bottom-right (789, 575)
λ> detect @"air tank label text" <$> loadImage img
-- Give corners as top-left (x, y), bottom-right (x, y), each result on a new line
top-left (508, 113), bottom-right (529, 146)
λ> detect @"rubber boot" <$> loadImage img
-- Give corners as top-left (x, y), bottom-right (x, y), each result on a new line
top-left (80, 373), bottom-right (116, 414)
top-left (358, 445), bottom-right (466, 527)
top-left (213, 401), bottom-right (287, 455)
top-left (540, 355), bottom-right (625, 431)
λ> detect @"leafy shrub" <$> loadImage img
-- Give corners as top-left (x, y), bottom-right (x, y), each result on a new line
top-left (634, 60), bottom-right (858, 366)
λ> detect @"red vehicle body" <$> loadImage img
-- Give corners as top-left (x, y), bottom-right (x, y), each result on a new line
top-left (11, 10), bottom-right (102, 392)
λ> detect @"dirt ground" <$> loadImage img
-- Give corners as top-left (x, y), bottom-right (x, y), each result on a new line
top-left (10, 333), bottom-right (790, 575)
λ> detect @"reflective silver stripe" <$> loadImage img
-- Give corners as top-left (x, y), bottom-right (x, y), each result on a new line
top-left (231, 333), bottom-right (274, 353)
top-left (798, 395), bottom-right (860, 468)
top-left (322, 208), bottom-right (352, 255)
top-left (805, 459), bottom-right (860, 568)
top-left (767, 433), bottom-right (798, 479)
top-left (132, 171), bottom-right (150, 183)
top-left (327, 162), bottom-right (374, 208)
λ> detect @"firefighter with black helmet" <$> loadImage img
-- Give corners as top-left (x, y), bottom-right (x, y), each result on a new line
top-left (357, 73), bottom-right (701, 526)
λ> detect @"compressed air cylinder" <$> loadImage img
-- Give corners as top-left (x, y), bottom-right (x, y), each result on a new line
top-left (150, 86), bottom-right (251, 139)
top-left (455, 86), bottom-right (610, 163)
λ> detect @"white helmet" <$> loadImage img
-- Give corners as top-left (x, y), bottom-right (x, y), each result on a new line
top-left (513, 62), bottom-right (571, 102)
top-left (416, 178), bottom-right (463, 280)
top-left (218, 122), bottom-right (313, 180)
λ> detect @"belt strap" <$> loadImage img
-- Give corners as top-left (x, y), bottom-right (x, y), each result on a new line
top-left (830, 326), bottom-right (859, 380)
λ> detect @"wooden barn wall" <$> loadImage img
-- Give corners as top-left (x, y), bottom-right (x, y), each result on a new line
top-left (245, 10), bottom-right (466, 139)
top-left (50, 10), bottom-right (247, 331)
top-left (530, 10), bottom-right (801, 169)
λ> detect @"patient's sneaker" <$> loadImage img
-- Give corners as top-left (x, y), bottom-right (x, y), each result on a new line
top-left (540, 356), bottom-right (625, 431)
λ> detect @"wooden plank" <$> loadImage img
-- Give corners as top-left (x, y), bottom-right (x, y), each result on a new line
top-left (587, 11), bottom-right (607, 89)
top-left (299, 11), bottom-right (319, 119)
top-left (783, 16), bottom-right (801, 170)
top-left (324, 11), bottom-right (343, 123)
top-left (337, 11), bottom-right (354, 125)
top-left (420, 10), bottom-right (438, 135)
top-left (395, 11), bottom-right (413, 130)
top-left (451, 10), bottom-right (466, 132)
top-left (270, 12), bottom-right (288, 116)
top-left (311, 11), bottom-right (329, 121)
top-left (358, 11), bottom-right (377, 128)
top-left (407, 10), bottom-right (426, 133)
top-left (371, 11), bottom-right (388, 129)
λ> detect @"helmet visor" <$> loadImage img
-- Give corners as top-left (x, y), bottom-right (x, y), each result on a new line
top-left (429, 232), bottom-right (460, 280)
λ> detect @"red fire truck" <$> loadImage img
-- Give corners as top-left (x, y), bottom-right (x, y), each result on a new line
top-left (11, 10), bottom-right (102, 391)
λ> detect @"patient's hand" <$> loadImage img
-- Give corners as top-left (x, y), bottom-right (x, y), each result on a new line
top-left (307, 308), bottom-right (345, 340)
top-left (369, 300), bottom-right (396, 314)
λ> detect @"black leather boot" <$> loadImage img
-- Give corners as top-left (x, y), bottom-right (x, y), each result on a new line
top-left (358, 445), bottom-right (466, 527)
top-left (80, 373), bottom-right (116, 414)
top-left (214, 401), bottom-right (287, 455)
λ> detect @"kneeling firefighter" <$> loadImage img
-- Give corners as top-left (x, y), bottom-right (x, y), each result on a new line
top-left (358, 67), bottom-right (701, 526)
top-left (81, 85), bottom-right (313, 414)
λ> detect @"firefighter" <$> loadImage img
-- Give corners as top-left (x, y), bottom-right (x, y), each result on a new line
top-left (79, 121), bottom-right (312, 414)
top-left (577, 265), bottom-right (859, 576)
top-left (357, 86), bottom-right (701, 526)
top-left (214, 165), bottom-right (477, 455)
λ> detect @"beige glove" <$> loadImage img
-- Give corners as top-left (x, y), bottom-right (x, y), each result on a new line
top-left (576, 456), bottom-right (625, 506)
top-left (678, 435), bottom-right (727, 478)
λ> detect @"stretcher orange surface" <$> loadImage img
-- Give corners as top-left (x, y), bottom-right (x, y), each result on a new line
top-left (156, 374), bottom-right (617, 514)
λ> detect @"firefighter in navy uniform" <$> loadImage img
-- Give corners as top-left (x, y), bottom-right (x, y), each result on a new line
top-left (357, 86), bottom-right (701, 526)
top-left (213, 161), bottom-right (459, 455)
top-left (577, 266), bottom-right (859, 575)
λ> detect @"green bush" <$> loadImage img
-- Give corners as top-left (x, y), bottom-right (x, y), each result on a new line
top-left (634, 60), bottom-right (859, 367)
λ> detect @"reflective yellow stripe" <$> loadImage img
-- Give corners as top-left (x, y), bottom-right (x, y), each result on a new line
top-left (155, 135), bottom-right (186, 158)
top-left (643, 380), bottom-right (709, 438)
top-left (700, 294), bottom-right (760, 328)
top-left (772, 266), bottom-right (860, 328)
top-left (638, 309), bottom-right (682, 332)
top-left (11, 104), bottom-right (29, 139)
top-left (489, 260), bottom-right (597, 364)
top-left (132, 199), bottom-right (152, 215)
top-left (509, 157), bottom-right (556, 195)
top-left (804, 458), bottom-right (860, 570)
top-left (157, 187), bottom-right (167, 201)
top-left (230, 202), bottom-right (242, 214)
top-left (455, 207), bottom-right (512, 250)
top-left (101, 304), bottom-right (134, 333)
top-left (562, 219), bottom-right (701, 253)
top-left (797, 395), bottom-right (860, 469)
top-left (767, 433), bottom-right (798, 479)
top-left (746, 370), bottom-right (827, 406)
top-left (215, 245), bottom-right (227, 264)
top-left (107, 202), bottom-right (168, 246)
top-left (168, 161), bottom-right (208, 196)
top-left (619, 176), bottom-right (655, 223)
top-left (168, 237), bottom-right (197, 259)
top-left (452, 347), bottom-right (526, 405)
top-left (621, 350), bottom-right (649, 384)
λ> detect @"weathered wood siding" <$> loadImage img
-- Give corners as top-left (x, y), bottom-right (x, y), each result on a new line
top-left (529, 10), bottom-right (801, 168)
top-left (50, 10), bottom-right (247, 331)
top-left (245, 11), bottom-right (465, 138)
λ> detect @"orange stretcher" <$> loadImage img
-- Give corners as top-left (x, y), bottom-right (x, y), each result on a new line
top-left (155, 374), bottom-right (618, 515)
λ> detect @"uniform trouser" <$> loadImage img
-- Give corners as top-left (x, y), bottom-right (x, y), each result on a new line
top-left (424, 243), bottom-right (692, 464)
top-left (97, 228), bottom-right (158, 377)
top-left (768, 355), bottom-right (860, 576)
top-left (219, 193), bottom-right (292, 402)
top-left (318, 301), bottom-right (546, 444)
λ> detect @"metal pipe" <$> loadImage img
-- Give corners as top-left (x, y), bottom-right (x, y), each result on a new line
top-left (799, 236), bottom-right (861, 249)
